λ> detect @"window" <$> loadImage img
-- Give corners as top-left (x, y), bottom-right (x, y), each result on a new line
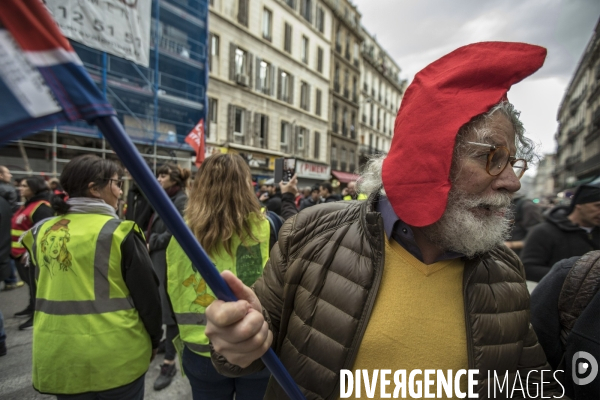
top-left (315, 89), bottom-right (322, 116)
top-left (237, 0), bottom-right (248, 27)
top-left (354, 42), bottom-right (360, 62)
top-left (209, 33), bottom-right (219, 73)
top-left (280, 121), bottom-right (291, 151)
top-left (334, 63), bottom-right (340, 92)
top-left (262, 8), bottom-right (272, 41)
top-left (258, 114), bottom-right (269, 148)
top-left (344, 69), bottom-right (349, 98)
top-left (300, 81), bottom-right (310, 111)
top-left (342, 108), bottom-right (348, 136)
top-left (349, 149), bottom-right (355, 172)
top-left (234, 107), bottom-right (245, 144)
top-left (345, 36), bottom-right (350, 59)
top-left (331, 145), bottom-right (337, 162)
top-left (235, 48), bottom-right (247, 76)
top-left (278, 70), bottom-right (294, 104)
top-left (313, 131), bottom-right (320, 159)
top-left (297, 127), bottom-right (306, 151)
top-left (316, 7), bottom-right (325, 33)
top-left (335, 25), bottom-right (341, 52)
top-left (300, 0), bottom-right (312, 22)
top-left (284, 23), bottom-right (292, 53)
top-left (301, 36), bottom-right (309, 64)
top-left (317, 47), bottom-right (323, 73)
top-left (350, 112), bottom-right (356, 139)
top-left (207, 98), bottom-right (218, 140)
top-left (341, 147), bottom-right (347, 170)
top-left (285, 0), bottom-right (296, 10)
top-left (258, 60), bottom-right (271, 95)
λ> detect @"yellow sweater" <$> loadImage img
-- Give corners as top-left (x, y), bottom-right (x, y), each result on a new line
top-left (349, 238), bottom-right (468, 399)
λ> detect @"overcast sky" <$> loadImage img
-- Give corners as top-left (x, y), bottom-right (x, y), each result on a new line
top-left (353, 0), bottom-right (600, 172)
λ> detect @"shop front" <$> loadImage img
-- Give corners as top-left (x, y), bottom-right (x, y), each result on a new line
top-left (296, 160), bottom-right (331, 188)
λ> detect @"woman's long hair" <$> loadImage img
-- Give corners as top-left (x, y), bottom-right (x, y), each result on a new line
top-left (186, 153), bottom-right (263, 257)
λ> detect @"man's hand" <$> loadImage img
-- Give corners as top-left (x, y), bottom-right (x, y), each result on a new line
top-left (259, 192), bottom-right (269, 202)
top-left (279, 174), bottom-right (298, 196)
top-left (205, 271), bottom-right (273, 368)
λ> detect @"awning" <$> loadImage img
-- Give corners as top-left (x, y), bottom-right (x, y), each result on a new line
top-left (331, 170), bottom-right (360, 183)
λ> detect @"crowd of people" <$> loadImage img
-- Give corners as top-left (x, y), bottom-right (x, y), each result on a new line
top-left (0, 41), bottom-right (598, 400)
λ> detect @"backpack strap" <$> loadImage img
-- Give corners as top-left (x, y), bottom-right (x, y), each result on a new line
top-left (558, 250), bottom-right (600, 346)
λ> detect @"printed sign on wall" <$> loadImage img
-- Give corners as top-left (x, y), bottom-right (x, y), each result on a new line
top-left (45, 0), bottom-right (152, 67)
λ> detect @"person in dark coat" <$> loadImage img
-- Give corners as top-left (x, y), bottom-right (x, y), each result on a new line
top-left (260, 178), bottom-right (282, 216)
top-left (530, 251), bottom-right (600, 399)
top-left (319, 181), bottom-right (341, 203)
top-left (505, 195), bottom-right (543, 257)
top-left (299, 185), bottom-right (321, 211)
top-left (125, 182), bottom-right (153, 229)
top-left (0, 196), bottom-right (11, 357)
top-left (147, 163), bottom-right (190, 391)
top-left (521, 183), bottom-right (600, 282)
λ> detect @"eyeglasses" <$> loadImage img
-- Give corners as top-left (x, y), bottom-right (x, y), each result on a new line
top-left (466, 142), bottom-right (528, 179)
top-left (105, 179), bottom-right (124, 189)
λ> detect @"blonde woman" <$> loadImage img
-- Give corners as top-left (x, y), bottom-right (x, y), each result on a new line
top-left (166, 154), bottom-right (282, 400)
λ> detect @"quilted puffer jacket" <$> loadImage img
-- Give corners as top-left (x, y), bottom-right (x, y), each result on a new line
top-left (212, 193), bottom-right (565, 400)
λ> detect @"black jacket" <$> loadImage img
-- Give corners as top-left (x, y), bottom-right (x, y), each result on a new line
top-left (126, 184), bottom-right (153, 229)
top-left (323, 194), bottom-right (341, 203)
top-left (265, 193), bottom-right (282, 216)
top-left (530, 252), bottom-right (600, 399)
top-left (521, 206), bottom-right (600, 282)
top-left (148, 188), bottom-right (188, 326)
top-left (0, 181), bottom-right (18, 214)
top-left (299, 197), bottom-right (319, 211)
top-left (0, 197), bottom-right (11, 281)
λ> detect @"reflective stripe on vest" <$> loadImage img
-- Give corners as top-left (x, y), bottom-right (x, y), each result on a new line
top-left (166, 214), bottom-right (270, 356)
top-left (31, 219), bottom-right (134, 315)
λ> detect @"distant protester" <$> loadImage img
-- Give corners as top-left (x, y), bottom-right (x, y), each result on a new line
top-left (147, 163), bottom-right (191, 391)
top-left (521, 183), bottom-right (600, 281)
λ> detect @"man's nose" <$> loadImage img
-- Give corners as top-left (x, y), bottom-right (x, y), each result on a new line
top-left (492, 165), bottom-right (521, 193)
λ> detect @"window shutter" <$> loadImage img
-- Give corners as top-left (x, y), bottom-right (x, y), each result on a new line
top-left (253, 113), bottom-right (261, 147)
top-left (264, 116), bottom-right (269, 148)
top-left (288, 75), bottom-right (294, 105)
top-left (227, 104), bottom-right (235, 142)
top-left (306, 84), bottom-right (311, 112)
top-left (238, 0), bottom-right (248, 27)
top-left (247, 51), bottom-right (253, 88)
top-left (303, 128), bottom-right (309, 157)
top-left (314, 131), bottom-right (320, 159)
top-left (270, 65), bottom-right (276, 96)
top-left (277, 68), bottom-right (282, 100)
top-left (255, 57), bottom-right (262, 91)
top-left (229, 43), bottom-right (236, 81)
top-left (245, 109), bottom-right (252, 145)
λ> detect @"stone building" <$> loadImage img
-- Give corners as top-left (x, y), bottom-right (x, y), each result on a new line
top-left (207, 0), bottom-right (332, 185)
top-left (554, 19), bottom-right (600, 191)
top-left (358, 27), bottom-right (406, 170)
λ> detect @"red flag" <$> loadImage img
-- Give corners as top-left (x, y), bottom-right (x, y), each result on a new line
top-left (185, 119), bottom-right (205, 168)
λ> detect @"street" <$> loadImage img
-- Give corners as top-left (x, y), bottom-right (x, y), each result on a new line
top-left (0, 286), bottom-right (192, 400)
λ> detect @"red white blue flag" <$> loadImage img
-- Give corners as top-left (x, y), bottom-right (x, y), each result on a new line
top-left (0, 0), bottom-right (115, 144)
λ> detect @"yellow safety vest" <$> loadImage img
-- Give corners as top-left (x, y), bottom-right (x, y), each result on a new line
top-left (343, 193), bottom-right (368, 201)
top-left (22, 214), bottom-right (151, 395)
top-left (166, 213), bottom-right (270, 357)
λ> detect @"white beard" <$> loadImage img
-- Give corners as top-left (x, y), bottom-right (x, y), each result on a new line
top-left (421, 188), bottom-right (514, 257)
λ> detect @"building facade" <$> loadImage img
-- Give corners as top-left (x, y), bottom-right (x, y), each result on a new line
top-left (321, 0), bottom-right (362, 181)
top-left (207, 0), bottom-right (332, 185)
top-left (554, 19), bottom-right (600, 191)
top-left (531, 154), bottom-right (556, 201)
top-left (358, 28), bottom-right (406, 169)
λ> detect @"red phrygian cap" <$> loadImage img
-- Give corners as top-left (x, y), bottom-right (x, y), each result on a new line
top-left (382, 42), bottom-right (546, 227)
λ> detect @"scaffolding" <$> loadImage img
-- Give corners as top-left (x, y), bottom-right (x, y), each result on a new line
top-left (1, 0), bottom-right (208, 177)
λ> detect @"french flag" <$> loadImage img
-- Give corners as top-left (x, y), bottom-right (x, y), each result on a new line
top-left (0, 0), bottom-right (115, 143)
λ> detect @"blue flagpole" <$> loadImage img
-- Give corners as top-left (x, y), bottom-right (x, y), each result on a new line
top-left (95, 115), bottom-right (305, 400)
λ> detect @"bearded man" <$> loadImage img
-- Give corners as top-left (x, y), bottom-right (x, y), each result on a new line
top-left (204, 43), bottom-right (565, 399)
